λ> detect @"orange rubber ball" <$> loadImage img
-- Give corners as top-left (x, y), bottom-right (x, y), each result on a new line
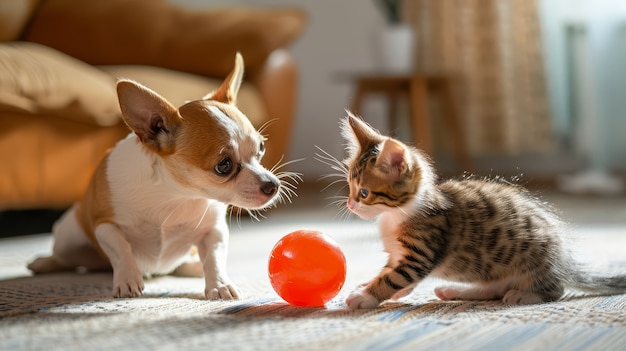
top-left (268, 230), bottom-right (347, 307)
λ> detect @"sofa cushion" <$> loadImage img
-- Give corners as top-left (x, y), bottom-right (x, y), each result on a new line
top-left (23, 0), bottom-right (307, 78)
top-left (99, 65), bottom-right (268, 127)
top-left (0, 42), bottom-right (121, 126)
top-left (0, 0), bottom-right (40, 41)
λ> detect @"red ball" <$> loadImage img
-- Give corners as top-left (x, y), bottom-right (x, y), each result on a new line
top-left (268, 230), bottom-right (347, 307)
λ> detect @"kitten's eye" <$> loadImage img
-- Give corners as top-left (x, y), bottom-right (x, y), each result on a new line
top-left (215, 157), bottom-right (233, 176)
top-left (359, 188), bottom-right (369, 198)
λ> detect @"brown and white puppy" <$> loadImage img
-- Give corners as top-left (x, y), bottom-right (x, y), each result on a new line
top-left (28, 53), bottom-right (283, 300)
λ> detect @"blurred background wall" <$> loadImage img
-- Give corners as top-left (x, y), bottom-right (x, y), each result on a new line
top-left (171, 0), bottom-right (626, 193)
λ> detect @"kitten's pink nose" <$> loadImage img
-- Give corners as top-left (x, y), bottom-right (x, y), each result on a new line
top-left (347, 198), bottom-right (357, 211)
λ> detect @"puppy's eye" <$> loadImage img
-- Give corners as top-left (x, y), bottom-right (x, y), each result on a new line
top-left (259, 141), bottom-right (265, 153)
top-left (215, 157), bottom-right (233, 176)
top-left (359, 188), bottom-right (369, 198)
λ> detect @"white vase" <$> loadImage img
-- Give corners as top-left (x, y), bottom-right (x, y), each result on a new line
top-left (374, 24), bottom-right (415, 74)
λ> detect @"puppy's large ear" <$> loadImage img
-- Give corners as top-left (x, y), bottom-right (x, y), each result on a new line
top-left (204, 52), bottom-right (244, 105)
top-left (116, 79), bottom-right (181, 155)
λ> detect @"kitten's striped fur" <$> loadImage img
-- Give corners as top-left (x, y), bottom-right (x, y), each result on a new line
top-left (336, 113), bottom-right (626, 309)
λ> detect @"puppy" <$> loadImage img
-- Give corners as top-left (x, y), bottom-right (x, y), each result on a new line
top-left (28, 53), bottom-right (283, 300)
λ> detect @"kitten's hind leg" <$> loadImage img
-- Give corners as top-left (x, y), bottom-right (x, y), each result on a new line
top-left (502, 290), bottom-right (544, 305)
top-left (435, 285), bottom-right (551, 304)
top-left (434, 284), bottom-right (502, 301)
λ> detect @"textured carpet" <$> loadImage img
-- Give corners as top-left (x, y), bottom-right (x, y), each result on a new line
top-left (1, 214), bottom-right (625, 351)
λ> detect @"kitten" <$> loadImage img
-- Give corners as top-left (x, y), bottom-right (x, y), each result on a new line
top-left (326, 112), bottom-right (626, 310)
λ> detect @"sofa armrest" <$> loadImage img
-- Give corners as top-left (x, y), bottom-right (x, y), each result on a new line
top-left (23, 0), bottom-right (306, 78)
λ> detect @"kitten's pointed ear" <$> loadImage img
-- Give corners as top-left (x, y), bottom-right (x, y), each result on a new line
top-left (341, 111), bottom-right (383, 154)
top-left (375, 138), bottom-right (411, 181)
top-left (117, 79), bottom-right (180, 155)
top-left (203, 52), bottom-right (244, 105)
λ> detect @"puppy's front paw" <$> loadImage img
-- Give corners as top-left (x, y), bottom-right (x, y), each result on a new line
top-left (346, 287), bottom-right (380, 310)
top-left (205, 280), bottom-right (241, 300)
top-left (113, 269), bottom-right (144, 298)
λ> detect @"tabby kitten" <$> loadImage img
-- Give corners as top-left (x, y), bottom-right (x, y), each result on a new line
top-left (334, 113), bottom-right (626, 310)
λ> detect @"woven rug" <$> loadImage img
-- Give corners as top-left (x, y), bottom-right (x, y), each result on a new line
top-left (1, 214), bottom-right (625, 351)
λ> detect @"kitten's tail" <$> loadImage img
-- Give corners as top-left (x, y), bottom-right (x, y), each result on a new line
top-left (569, 272), bottom-right (626, 296)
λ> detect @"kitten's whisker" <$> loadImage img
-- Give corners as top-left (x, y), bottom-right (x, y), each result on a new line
top-left (336, 205), bottom-right (353, 222)
top-left (320, 164), bottom-right (348, 175)
top-left (314, 159), bottom-right (348, 176)
top-left (395, 205), bottom-right (410, 217)
top-left (321, 178), bottom-right (348, 192)
top-left (314, 146), bottom-right (348, 174)
top-left (318, 173), bottom-right (346, 181)
top-left (325, 198), bottom-right (347, 209)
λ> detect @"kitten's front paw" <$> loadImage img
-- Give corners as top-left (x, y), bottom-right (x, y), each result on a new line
top-left (205, 280), bottom-right (241, 300)
top-left (113, 269), bottom-right (144, 298)
top-left (346, 288), bottom-right (380, 310)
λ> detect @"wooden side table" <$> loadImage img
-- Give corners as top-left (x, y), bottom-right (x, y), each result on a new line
top-left (349, 73), bottom-right (472, 171)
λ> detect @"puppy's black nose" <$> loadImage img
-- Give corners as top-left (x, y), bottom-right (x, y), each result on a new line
top-left (261, 180), bottom-right (279, 196)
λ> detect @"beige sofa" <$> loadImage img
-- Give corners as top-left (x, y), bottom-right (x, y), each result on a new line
top-left (0, 0), bottom-right (306, 210)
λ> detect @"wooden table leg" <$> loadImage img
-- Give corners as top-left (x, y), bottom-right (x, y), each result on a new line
top-left (351, 82), bottom-right (365, 116)
top-left (388, 90), bottom-right (399, 137)
top-left (409, 77), bottom-right (432, 156)
top-left (439, 80), bottom-right (472, 171)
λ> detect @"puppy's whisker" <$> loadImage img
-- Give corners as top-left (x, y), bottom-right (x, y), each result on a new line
top-left (194, 201), bottom-right (211, 231)
top-left (274, 179), bottom-right (299, 205)
top-left (257, 118), bottom-right (279, 137)
top-left (227, 206), bottom-right (238, 228)
top-left (270, 157), bottom-right (305, 174)
top-left (276, 171), bottom-right (303, 184)
top-left (280, 188), bottom-right (298, 204)
top-left (161, 200), bottom-right (187, 228)
top-left (247, 210), bottom-right (261, 222)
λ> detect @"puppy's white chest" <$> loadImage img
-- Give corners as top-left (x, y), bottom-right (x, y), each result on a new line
top-left (106, 138), bottom-right (227, 274)
top-left (119, 198), bottom-right (225, 274)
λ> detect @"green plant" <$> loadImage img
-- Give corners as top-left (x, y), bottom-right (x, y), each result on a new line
top-left (374, 0), bottom-right (401, 24)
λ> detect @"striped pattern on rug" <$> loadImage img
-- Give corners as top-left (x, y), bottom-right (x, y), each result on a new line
top-left (1, 220), bottom-right (625, 351)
